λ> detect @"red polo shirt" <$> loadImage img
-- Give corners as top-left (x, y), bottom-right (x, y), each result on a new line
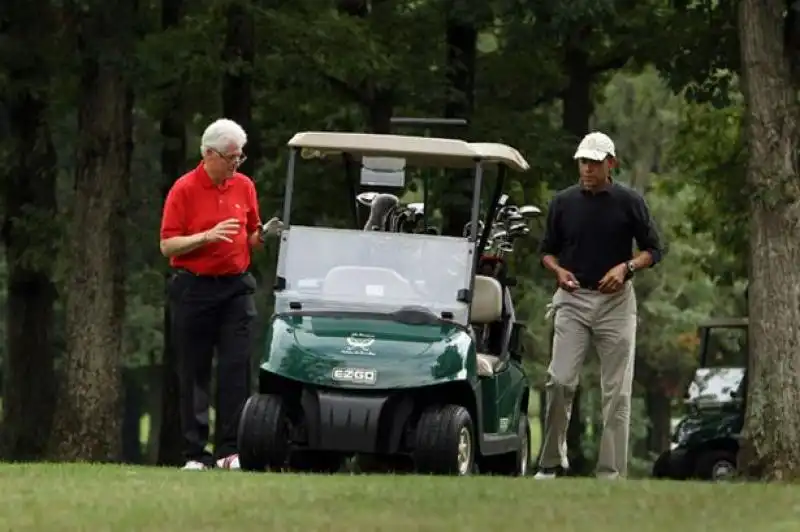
top-left (160, 163), bottom-right (262, 275)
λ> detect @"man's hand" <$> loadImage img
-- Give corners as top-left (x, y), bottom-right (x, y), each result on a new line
top-left (204, 218), bottom-right (241, 243)
top-left (597, 263), bottom-right (628, 293)
top-left (556, 267), bottom-right (580, 292)
top-left (260, 217), bottom-right (284, 240)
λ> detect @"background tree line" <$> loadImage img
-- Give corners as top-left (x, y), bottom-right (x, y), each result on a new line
top-left (0, 0), bottom-right (797, 479)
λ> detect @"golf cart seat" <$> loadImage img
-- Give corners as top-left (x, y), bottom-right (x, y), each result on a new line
top-left (322, 266), bottom-right (414, 299)
top-left (471, 275), bottom-right (504, 377)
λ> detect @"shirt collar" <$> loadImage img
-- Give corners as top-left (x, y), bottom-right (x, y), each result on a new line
top-left (580, 177), bottom-right (613, 195)
top-left (195, 162), bottom-right (233, 190)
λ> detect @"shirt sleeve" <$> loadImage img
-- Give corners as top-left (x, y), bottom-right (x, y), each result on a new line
top-left (246, 178), bottom-right (262, 234)
top-left (538, 195), bottom-right (562, 257)
top-left (160, 184), bottom-right (186, 240)
top-left (630, 192), bottom-right (666, 266)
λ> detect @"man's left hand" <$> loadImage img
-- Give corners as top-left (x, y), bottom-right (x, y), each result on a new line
top-left (597, 263), bottom-right (628, 293)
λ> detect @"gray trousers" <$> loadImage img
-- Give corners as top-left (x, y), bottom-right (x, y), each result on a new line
top-left (539, 282), bottom-right (637, 477)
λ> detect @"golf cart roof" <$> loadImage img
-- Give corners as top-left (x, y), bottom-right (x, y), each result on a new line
top-left (698, 317), bottom-right (749, 328)
top-left (287, 131), bottom-right (530, 172)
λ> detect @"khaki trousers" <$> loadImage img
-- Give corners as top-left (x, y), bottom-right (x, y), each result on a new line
top-left (539, 282), bottom-right (637, 478)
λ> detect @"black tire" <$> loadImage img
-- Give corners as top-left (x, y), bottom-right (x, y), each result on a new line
top-left (237, 394), bottom-right (291, 472)
top-left (694, 449), bottom-right (737, 481)
top-left (480, 415), bottom-right (531, 476)
top-left (413, 404), bottom-right (475, 476)
top-left (651, 451), bottom-right (672, 479)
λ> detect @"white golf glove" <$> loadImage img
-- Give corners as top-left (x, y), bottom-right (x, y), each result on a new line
top-left (260, 217), bottom-right (285, 239)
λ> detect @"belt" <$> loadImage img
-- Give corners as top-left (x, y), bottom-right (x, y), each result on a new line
top-left (575, 278), bottom-right (600, 291)
top-left (575, 279), bottom-right (631, 292)
top-left (174, 268), bottom-right (246, 280)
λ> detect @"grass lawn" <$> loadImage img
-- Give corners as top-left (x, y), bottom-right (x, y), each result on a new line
top-left (1, 464), bottom-right (799, 531)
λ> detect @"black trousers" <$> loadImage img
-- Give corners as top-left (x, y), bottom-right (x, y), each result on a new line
top-left (168, 270), bottom-right (257, 465)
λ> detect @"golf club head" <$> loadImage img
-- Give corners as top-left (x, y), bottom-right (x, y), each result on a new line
top-left (463, 220), bottom-right (484, 239)
top-left (356, 191), bottom-right (379, 206)
top-left (508, 222), bottom-right (530, 235)
top-left (519, 205), bottom-right (542, 217)
top-left (407, 202), bottom-right (424, 216)
top-left (506, 212), bottom-right (523, 223)
top-left (498, 194), bottom-right (509, 207)
top-left (498, 242), bottom-right (514, 253)
top-left (495, 205), bottom-right (516, 221)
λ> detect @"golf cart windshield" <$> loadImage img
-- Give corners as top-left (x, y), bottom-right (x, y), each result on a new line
top-left (274, 226), bottom-right (473, 324)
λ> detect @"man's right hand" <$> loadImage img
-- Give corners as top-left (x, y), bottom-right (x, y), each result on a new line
top-left (204, 218), bottom-right (240, 243)
top-left (556, 267), bottom-right (580, 292)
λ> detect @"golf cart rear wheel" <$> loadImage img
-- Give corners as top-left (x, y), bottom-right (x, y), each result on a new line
top-left (413, 404), bottom-right (475, 476)
top-left (237, 394), bottom-right (291, 471)
top-left (481, 415), bottom-right (531, 476)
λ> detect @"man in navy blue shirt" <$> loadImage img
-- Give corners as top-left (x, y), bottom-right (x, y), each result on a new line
top-left (534, 132), bottom-right (665, 480)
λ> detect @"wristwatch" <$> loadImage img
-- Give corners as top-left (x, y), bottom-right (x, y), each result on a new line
top-left (626, 260), bottom-right (636, 275)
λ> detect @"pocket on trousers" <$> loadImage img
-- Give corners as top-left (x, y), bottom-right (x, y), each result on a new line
top-left (243, 293), bottom-right (258, 317)
top-left (167, 272), bottom-right (191, 302)
top-left (241, 272), bottom-right (257, 293)
top-left (545, 289), bottom-right (564, 320)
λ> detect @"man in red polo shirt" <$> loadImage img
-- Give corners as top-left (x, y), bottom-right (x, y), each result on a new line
top-left (160, 118), bottom-right (282, 471)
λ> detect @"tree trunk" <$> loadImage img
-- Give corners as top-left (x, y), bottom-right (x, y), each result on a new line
top-left (646, 389), bottom-right (672, 455)
top-left (47, 0), bottom-right (134, 462)
top-left (155, 0), bottom-right (187, 468)
top-left (222, 0), bottom-right (259, 175)
top-left (367, 88), bottom-right (394, 134)
top-left (737, 0), bottom-right (800, 481)
top-left (1, 4), bottom-right (59, 457)
top-left (560, 44), bottom-right (593, 190)
top-left (440, 3), bottom-right (477, 237)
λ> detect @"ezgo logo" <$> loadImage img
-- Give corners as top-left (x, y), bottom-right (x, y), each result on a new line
top-left (331, 367), bottom-right (377, 385)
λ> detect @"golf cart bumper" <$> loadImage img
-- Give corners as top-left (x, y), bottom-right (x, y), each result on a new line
top-left (299, 388), bottom-right (410, 454)
top-left (653, 446), bottom-right (691, 479)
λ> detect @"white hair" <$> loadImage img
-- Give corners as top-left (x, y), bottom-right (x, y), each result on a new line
top-left (200, 118), bottom-right (248, 156)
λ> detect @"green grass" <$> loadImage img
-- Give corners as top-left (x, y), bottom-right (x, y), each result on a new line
top-left (1, 464), bottom-right (799, 531)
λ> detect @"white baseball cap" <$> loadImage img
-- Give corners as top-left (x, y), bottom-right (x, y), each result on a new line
top-left (573, 132), bottom-right (616, 161)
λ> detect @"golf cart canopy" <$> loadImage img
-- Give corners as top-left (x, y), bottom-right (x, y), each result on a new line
top-left (287, 131), bottom-right (530, 172)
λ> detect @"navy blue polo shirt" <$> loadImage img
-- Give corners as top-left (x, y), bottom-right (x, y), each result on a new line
top-left (538, 181), bottom-right (665, 289)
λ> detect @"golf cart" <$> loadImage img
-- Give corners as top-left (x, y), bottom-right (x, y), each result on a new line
top-left (652, 317), bottom-right (747, 481)
top-left (237, 131), bottom-right (535, 476)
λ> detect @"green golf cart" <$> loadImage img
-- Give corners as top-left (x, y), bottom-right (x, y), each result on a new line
top-left (237, 131), bottom-right (534, 476)
top-left (652, 317), bottom-right (747, 481)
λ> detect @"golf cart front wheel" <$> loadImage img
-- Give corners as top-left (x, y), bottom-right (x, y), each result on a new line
top-left (694, 450), bottom-right (737, 481)
top-left (237, 393), bottom-right (291, 471)
top-left (413, 404), bottom-right (475, 476)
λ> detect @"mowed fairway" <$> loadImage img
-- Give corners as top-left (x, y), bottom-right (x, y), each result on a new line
top-left (1, 464), bottom-right (799, 531)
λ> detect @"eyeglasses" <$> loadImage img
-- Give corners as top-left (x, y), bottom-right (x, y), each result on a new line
top-left (211, 148), bottom-right (247, 166)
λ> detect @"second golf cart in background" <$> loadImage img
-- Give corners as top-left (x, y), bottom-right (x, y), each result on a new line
top-left (652, 317), bottom-right (747, 481)
top-left (237, 131), bottom-right (538, 476)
